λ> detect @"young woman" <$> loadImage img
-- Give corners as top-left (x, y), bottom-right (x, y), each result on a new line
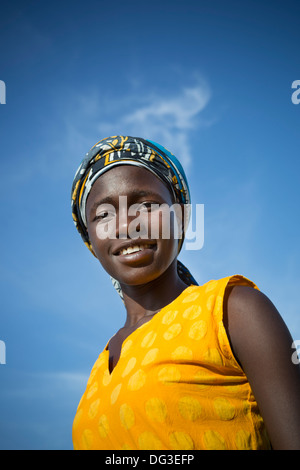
top-left (71, 136), bottom-right (300, 450)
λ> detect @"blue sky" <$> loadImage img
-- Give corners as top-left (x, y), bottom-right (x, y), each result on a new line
top-left (0, 0), bottom-right (299, 449)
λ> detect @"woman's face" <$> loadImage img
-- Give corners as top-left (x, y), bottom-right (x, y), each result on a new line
top-left (85, 165), bottom-right (181, 288)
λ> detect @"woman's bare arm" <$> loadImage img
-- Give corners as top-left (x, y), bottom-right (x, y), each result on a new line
top-left (224, 285), bottom-right (300, 450)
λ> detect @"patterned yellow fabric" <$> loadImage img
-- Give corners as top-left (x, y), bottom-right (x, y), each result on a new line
top-left (72, 275), bottom-right (271, 450)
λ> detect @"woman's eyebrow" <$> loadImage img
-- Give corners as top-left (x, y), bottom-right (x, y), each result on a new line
top-left (90, 196), bottom-right (116, 211)
top-left (130, 190), bottom-right (162, 200)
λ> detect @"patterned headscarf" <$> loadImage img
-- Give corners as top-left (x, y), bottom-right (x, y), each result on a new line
top-left (71, 136), bottom-right (197, 298)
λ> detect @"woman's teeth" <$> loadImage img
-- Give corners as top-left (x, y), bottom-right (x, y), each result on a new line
top-left (120, 244), bottom-right (152, 256)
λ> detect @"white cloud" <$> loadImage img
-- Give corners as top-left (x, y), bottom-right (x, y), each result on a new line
top-left (123, 86), bottom-right (209, 129)
top-left (16, 78), bottom-right (211, 183)
top-left (97, 83), bottom-right (211, 170)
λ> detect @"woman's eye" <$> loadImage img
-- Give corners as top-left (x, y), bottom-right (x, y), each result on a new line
top-left (137, 202), bottom-right (158, 212)
top-left (140, 202), bottom-right (151, 210)
top-left (95, 211), bottom-right (113, 221)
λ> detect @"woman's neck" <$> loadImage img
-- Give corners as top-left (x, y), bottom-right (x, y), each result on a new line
top-left (120, 260), bottom-right (188, 328)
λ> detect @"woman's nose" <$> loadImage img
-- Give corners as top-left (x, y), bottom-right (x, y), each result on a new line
top-left (116, 197), bottom-right (148, 239)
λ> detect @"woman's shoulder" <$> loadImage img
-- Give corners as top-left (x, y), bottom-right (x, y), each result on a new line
top-left (190, 274), bottom-right (288, 366)
top-left (223, 276), bottom-right (294, 372)
top-left (190, 273), bottom-right (259, 298)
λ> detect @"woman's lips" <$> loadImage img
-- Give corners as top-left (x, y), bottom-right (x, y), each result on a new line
top-left (113, 242), bottom-right (157, 265)
top-left (117, 243), bottom-right (155, 256)
top-left (113, 241), bottom-right (156, 256)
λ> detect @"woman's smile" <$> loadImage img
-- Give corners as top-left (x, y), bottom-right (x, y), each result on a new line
top-left (112, 241), bottom-right (158, 266)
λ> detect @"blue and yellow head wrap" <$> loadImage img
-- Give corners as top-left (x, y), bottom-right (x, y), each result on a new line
top-left (71, 136), bottom-right (197, 297)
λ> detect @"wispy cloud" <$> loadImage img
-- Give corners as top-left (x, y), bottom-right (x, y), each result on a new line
top-left (7, 78), bottom-right (212, 185)
top-left (96, 82), bottom-right (211, 170)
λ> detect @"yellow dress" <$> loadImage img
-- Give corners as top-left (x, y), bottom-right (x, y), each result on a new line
top-left (72, 275), bottom-right (271, 450)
